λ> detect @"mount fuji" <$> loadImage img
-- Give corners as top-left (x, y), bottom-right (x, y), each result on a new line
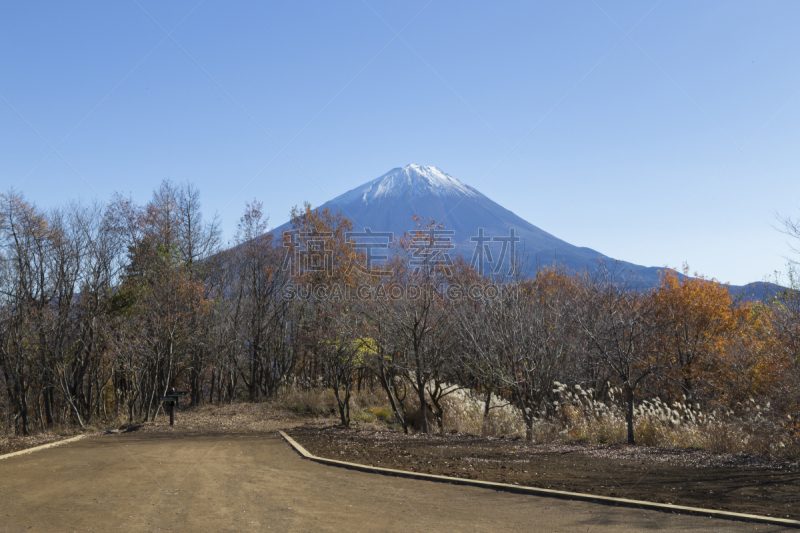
top-left (271, 164), bottom-right (771, 294)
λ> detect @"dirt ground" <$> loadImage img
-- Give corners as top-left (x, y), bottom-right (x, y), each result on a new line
top-left (1, 429), bottom-right (790, 532)
top-left (288, 425), bottom-right (800, 522)
top-left (0, 401), bottom-right (301, 456)
top-left (0, 428), bottom-right (89, 456)
top-left (118, 401), bottom-right (306, 435)
top-left (2, 403), bottom-right (798, 532)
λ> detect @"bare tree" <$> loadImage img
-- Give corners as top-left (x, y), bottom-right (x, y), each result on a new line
top-left (355, 283), bottom-right (414, 433)
top-left (776, 212), bottom-right (800, 269)
top-left (316, 303), bottom-right (363, 427)
top-left (231, 200), bottom-right (293, 400)
top-left (368, 220), bottom-right (458, 434)
top-left (457, 269), bottom-right (574, 441)
top-left (573, 266), bottom-right (659, 445)
top-left (0, 192), bottom-right (53, 434)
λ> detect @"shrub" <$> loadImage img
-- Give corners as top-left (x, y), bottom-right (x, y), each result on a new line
top-left (368, 407), bottom-right (392, 422)
top-left (278, 388), bottom-right (337, 416)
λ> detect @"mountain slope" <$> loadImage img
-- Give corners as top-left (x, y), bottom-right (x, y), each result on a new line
top-left (271, 164), bottom-right (776, 294)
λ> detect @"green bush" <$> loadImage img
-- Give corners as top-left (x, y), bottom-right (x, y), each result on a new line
top-left (368, 407), bottom-right (392, 422)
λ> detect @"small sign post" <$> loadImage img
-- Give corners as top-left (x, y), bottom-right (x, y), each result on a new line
top-left (159, 389), bottom-right (187, 426)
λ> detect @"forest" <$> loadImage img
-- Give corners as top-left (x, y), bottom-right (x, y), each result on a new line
top-left (1, 181), bottom-right (799, 456)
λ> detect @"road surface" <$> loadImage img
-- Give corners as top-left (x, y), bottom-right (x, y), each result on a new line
top-left (0, 432), bottom-right (788, 532)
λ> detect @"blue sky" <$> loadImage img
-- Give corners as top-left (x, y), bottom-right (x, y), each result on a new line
top-left (2, 1), bottom-right (799, 285)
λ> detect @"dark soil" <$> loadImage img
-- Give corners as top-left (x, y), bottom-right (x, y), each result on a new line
top-left (289, 425), bottom-right (800, 521)
top-left (0, 429), bottom-right (87, 456)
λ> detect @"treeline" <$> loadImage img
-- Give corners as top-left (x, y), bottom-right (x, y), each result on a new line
top-left (1, 182), bottom-right (799, 448)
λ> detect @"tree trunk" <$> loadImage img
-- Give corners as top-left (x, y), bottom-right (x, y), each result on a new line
top-left (19, 404), bottom-right (28, 436)
top-left (416, 379), bottom-right (428, 434)
top-left (429, 397), bottom-right (444, 433)
top-left (624, 383), bottom-right (635, 445)
top-left (525, 413), bottom-right (534, 442)
top-left (334, 386), bottom-right (350, 427)
top-left (209, 369), bottom-right (216, 405)
top-left (43, 386), bottom-right (54, 426)
top-left (378, 367), bottom-right (407, 433)
top-left (15, 381), bottom-right (29, 435)
top-left (190, 363), bottom-right (201, 407)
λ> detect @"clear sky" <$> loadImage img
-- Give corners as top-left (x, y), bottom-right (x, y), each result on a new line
top-left (2, 1), bottom-right (799, 285)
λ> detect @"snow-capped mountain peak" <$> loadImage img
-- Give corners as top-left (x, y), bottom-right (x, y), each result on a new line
top-left (267, 164), bottom-right (776, 296)
top-left (341, 164), bottom-right (479, 205)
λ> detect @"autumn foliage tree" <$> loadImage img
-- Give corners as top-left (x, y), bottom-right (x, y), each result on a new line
top-left (649, 267), bottom-right (737, 405)
top-left (285, 202), bottom-right (361, 425)
top-left (108, 180), bottom-right (218, 421)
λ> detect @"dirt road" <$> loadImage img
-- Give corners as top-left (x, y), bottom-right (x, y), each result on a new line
top-left (0, 432), bottom-right (789, 532)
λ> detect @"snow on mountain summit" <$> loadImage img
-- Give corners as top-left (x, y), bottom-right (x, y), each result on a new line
top-left (267, 164), bottom-right (773, 294)
top-left (341, 164), bottom-right (479, 205)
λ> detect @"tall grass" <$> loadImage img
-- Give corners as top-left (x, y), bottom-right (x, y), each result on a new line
top-left (548, 382), bottom-right (799, 456)
top-left (277, 387), bottom-right (395, 426)
top-left (277, 383), bottom-right (799, 457)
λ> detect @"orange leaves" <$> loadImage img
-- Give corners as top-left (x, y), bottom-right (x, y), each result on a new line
top-left (645, 268), bottom-right (794, 407)
top-left (286, 202), bottom-right (358, 287)
top-left (651, 269), bottom-right (735, 345)
top-left (236, 199), bottom-right (269, 244)
top-left (648, 269), bottom-right (737, 401)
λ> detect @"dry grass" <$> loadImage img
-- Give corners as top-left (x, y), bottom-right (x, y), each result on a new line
top-left (132, 400), bottom-right (305, 434)
top-left (379, 383), bottom-right (800, 458)
top-left (547, 383), bottom-right (800, 457)
top-left (440, 389), bottom-right (526, 438)
top-left (276, 387), bottom-right (396, 430)
top-left (7, 382), bottom-right (795, 459)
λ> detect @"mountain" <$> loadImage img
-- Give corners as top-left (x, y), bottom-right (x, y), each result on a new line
top-left (271, 164), bottom-right (778, 296)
